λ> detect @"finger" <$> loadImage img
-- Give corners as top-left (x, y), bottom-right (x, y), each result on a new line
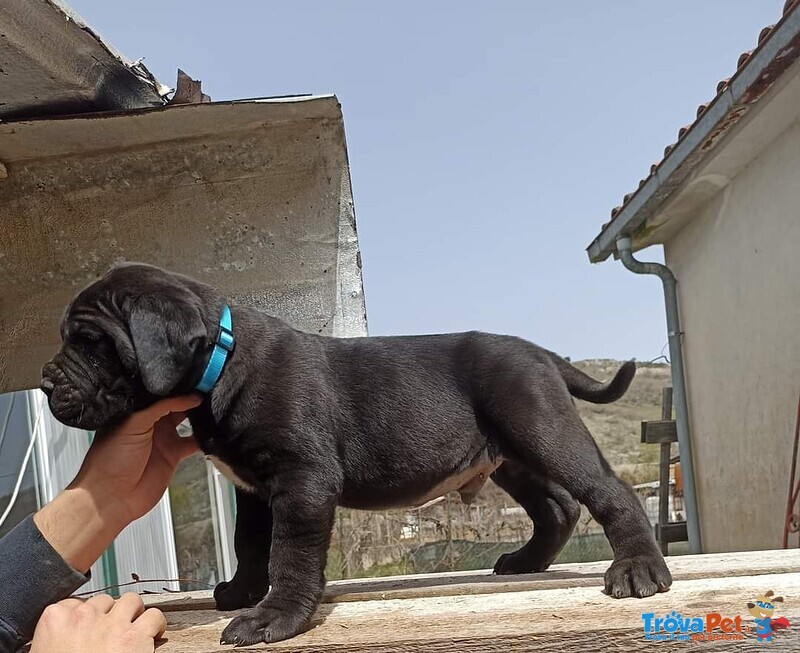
top-left (118, 396), bottom-right (202, 435)
top-left (109, 593), bottom-right (146, 622)
top-left (134, 429), bottom-right (188, 498)
top-left (52, 598), bottom-right (84, 611)
top-left (131, 607), bottom-right (168, 639)
top-left (153, 419), bottom-right (200, 462)
top-left (83, 593), bottom-right (116, 614)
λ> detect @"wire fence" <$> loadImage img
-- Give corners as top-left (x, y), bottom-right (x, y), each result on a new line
top-left (326, 479), bottom-right (687, 580)
top-left (330, 485), bottom-right (571, 580)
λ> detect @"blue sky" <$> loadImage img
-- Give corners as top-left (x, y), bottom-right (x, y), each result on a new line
top-left (69, 0), bottom-right (783, 361)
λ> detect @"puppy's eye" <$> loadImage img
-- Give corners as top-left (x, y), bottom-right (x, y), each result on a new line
top-left (81, 336), bottom-right (109, 368)
top-left (72, 330), bottom-right (101, 345)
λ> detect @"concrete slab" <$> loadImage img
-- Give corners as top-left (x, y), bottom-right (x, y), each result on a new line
top-left (0, 95), bottom-right (367, 392)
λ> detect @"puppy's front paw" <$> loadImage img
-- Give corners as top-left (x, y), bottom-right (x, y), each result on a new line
top-left (493, 547), bottom-right (552, 575)
top-left (220, 606), bottom-right (308, 646)
top-left (604, 553), bottom-right (672, 598)
top-left (214, 578), bottom-right (269, 612)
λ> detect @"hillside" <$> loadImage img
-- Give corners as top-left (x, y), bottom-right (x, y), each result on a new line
top-left (573, 359), bottom-right (671, 485)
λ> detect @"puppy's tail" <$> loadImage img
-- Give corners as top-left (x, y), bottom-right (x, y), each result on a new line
top-left (549, 355), bottom-right (636, 404)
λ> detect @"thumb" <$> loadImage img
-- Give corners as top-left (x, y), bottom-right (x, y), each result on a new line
top-left (121, 395), bottom-right (203, 435)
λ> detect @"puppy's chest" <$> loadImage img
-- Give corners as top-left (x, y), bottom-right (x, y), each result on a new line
top-left (205, 455), bottom-right (259, 494)
top-left (188, 417), bottom-right (262, 494)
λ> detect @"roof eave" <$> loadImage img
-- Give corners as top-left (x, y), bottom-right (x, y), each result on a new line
top-left (587, 4), bottom-right (800, 263)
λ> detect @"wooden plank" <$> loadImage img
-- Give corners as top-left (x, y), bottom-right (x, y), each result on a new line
top-left (641, 420), bottom-right (678, 444)
top-left (156, 571), bottom-right (800, 652)
top-left (144, 549), bottom-right (800, 611)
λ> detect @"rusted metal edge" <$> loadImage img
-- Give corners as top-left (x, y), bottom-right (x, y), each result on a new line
top-left (0, 0), bottom-right (167, 120)
top-left (0, 93), bottom-right (336, 126)
top-left (47, 0), bottom-right (169, 99)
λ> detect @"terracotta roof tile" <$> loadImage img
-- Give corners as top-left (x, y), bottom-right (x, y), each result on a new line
top-left (605, 2), bottom-right (799, 219)
top-left (759, 25), bottom-right (776, 44)
top-left (737, 50), bottom-right (753, 69)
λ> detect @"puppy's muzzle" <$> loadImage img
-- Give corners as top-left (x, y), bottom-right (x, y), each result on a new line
top-left (39, 376), bottom-right (55, 396)
top-left (40, 361), bottom-right (60, 397)
top-left (41, 359), bottom-right (88, 425)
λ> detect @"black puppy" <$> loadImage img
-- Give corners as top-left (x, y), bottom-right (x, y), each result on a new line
top-left (42, 263), bottom-right (672, 646)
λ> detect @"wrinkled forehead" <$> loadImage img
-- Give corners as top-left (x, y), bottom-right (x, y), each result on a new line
top-left (58, 264), bottom-right (175, 339)
top-left (59, 277), bottom-right (115, 340)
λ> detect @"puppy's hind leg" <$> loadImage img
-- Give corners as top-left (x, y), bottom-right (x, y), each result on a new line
top-left (491, 462), bottom-right (580, 574)
top-left (214, 489), bottom-right (273, 611)
top-left (487, 377), bottom-right (672, 599)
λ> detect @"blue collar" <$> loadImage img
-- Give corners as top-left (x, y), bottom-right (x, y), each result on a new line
top-left (195, 304), bottom-right (235, 393)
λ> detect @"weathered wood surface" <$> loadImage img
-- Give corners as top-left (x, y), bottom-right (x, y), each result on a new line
top-left (147, 549), bottom-right (800, 609)
top-left (149, 550), bottom-right (800, 652)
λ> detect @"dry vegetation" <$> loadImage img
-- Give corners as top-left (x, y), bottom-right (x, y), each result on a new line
top-left (573, 359), bottom-right (671, 486)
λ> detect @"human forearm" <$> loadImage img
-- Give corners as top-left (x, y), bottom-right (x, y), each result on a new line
top-left (33, 483), bottom-right (127, 575)
top-left (0, 516), bottom-right (89, 651)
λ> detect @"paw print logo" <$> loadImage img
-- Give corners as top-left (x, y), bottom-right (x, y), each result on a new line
top-left (747, 590), bottom-right (790, 642)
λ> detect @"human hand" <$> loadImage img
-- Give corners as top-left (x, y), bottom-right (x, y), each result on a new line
top-left (30, 593), bottom-right (167, 653)
top-left (34, 395), bottom-right (202, 573)
top-left (70, 394), bottom-right (202, 525)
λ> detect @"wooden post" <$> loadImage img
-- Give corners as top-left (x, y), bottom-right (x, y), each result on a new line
top-left (659, 387), bottom-right (673, 555)
top-left (338, 510), bottom-right (351, 580)
top-left (446, 493), bottom-right (455, 571)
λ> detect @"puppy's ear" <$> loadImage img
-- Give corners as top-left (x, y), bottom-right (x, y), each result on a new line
top-left (128, 296), bottom-right (208, 395)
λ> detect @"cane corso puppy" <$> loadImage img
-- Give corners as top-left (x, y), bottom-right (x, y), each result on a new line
top-left (42, 263), bottom-right (672, 645)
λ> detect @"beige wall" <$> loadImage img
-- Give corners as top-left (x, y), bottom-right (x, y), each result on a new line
top-left (665, 119), bottom-right (800, 552)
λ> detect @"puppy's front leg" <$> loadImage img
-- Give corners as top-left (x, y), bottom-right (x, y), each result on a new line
top-left (220, 473), bottom-right (338, 646)
top-left (214, 489), bottom-right (273, 611)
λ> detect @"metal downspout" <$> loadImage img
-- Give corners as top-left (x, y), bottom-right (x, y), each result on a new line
top-left (615, 237), bottom-right (702, 554)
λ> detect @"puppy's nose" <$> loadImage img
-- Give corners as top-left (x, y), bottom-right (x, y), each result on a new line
top-left (40, 378), bottom-right (54, 396)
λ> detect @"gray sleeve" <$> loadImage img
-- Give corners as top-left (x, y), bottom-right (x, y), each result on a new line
top-left (0, 515), bottom-right (90, 653)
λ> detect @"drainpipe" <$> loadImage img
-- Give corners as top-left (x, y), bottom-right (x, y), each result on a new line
top-left (615, 237), bottom-right (702, 555)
